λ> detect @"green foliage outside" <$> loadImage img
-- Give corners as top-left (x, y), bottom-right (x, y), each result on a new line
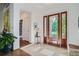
top-left (51, 17), bottom-right (58, 36)
top-left (62, 16), bottom-right (66, 34)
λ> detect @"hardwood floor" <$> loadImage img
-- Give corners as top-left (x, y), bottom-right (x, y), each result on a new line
top-left (0, 39), bottom-right (31, 56)
top-left (0, 49), bottom-right (30, 56)
top-left (20, 39), bottom-right (30, 47)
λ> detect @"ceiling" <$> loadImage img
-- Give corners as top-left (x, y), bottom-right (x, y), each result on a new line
top-left (16, 3), bottom-right (57, 12)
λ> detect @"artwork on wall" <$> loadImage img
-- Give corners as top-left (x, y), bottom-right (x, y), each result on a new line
top-left (34, 23), bottom-right (38, 29)
top-left (3, 7), bottom-right (10, 32)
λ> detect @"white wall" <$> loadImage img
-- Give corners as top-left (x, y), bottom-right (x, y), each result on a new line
top-left (12, 3), bottom-right (79, 50)
top-left (14, 3), bottom-right (46, 44)
top-left (12, 4), bottom-right (45, 50)
top-left (12, 4), bottom-right (20, 50)
top-left (25, 3), bottom-right (79, 46)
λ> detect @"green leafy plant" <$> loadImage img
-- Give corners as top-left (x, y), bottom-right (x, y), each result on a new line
top-left (0, 32), bottom-right (17, 49)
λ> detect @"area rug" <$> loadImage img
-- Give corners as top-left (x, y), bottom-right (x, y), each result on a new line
top-left (20, 44), bottom-right (67, 56)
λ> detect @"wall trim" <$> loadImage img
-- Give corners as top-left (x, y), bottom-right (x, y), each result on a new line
top-left (69, 44), bottom-right (79, 49)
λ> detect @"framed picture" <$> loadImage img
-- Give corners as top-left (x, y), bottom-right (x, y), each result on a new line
top-left (34, 23), bottom-right (37, 29)
top-left (3, 7), bottom-right (10, 32)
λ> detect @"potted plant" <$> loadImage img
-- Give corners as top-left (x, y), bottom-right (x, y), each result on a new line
top-left (0, 30), bottom-right (17, 52)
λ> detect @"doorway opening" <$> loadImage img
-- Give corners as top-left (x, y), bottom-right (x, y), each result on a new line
top-left (43, 11), bottom-right (67, 48)
top-left (19, 10), bottom-right (31, 48)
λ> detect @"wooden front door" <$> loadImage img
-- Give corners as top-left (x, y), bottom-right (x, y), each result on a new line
top-left (48, 13), bottom-right (60, 46)
top-left (43, 11), bottom-right (67, 48)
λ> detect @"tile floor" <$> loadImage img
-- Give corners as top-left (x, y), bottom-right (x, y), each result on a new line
top-left (20, 44), bottom-right (68, 56)
top-left (0, 44), bottom-right (79, 56)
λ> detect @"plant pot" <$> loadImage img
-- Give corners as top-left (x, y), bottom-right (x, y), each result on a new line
top-left (0, 44), bottom-right (13, 53)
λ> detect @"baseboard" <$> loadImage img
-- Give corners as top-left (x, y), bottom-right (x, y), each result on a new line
top-left (69, 44), bottom-right (79, 49)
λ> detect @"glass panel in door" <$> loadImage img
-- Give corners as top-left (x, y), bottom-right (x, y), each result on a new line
top-left (49, 15), bottom-right (58, 43)
top-left (62, 13), bottom-right (67, 39)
